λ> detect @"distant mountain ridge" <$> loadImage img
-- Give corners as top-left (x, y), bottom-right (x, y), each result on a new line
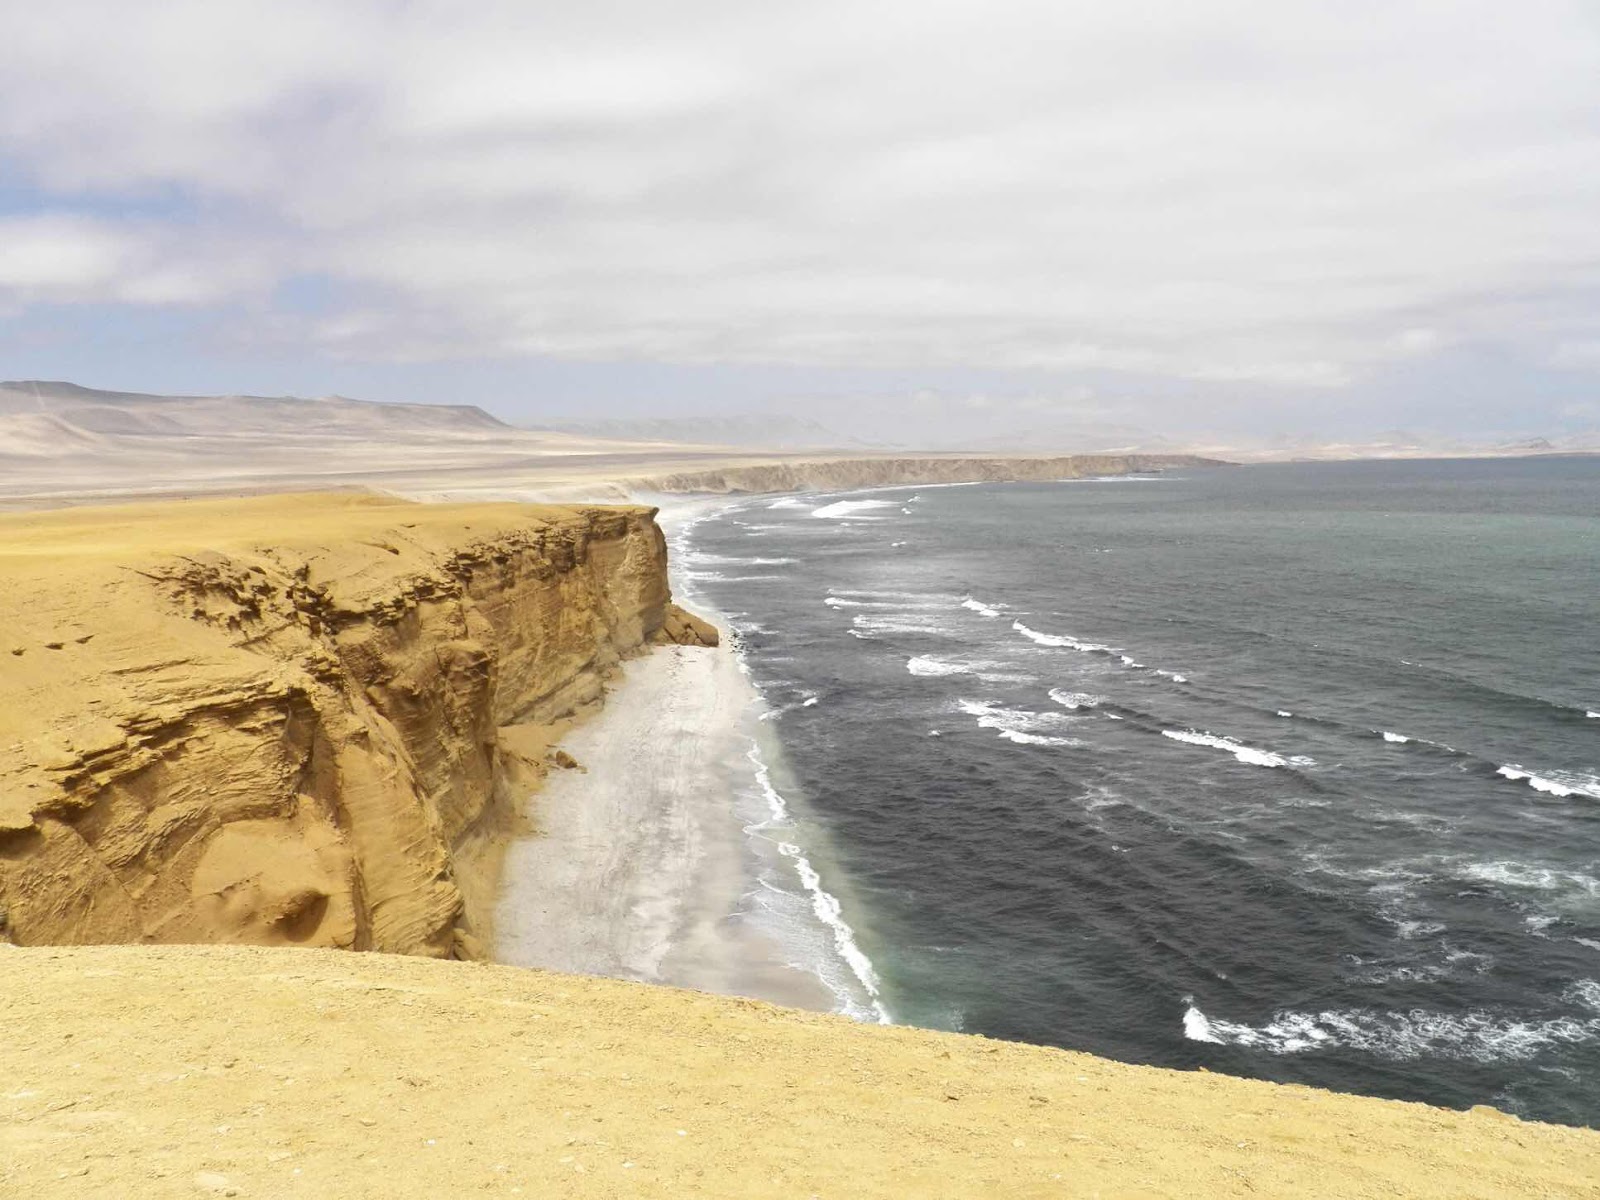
top-left (0, 380), bottom-right (509, 439)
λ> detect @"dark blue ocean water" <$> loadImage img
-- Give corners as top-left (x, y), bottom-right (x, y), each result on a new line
top-left (683, 457), bottom-right (1600, 1126)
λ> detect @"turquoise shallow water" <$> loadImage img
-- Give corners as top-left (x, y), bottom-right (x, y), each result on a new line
top-left (684, 457), bottom-right (1600, 1127)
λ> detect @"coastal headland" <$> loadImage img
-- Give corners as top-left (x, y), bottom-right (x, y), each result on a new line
top-left (3, 445), bottom-right (1598, 1195)
top-left (0, 492), bottom-right (713, 956)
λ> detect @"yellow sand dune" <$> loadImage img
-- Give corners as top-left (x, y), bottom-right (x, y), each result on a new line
top-left (3, 945), bottom-right (1597, 1199)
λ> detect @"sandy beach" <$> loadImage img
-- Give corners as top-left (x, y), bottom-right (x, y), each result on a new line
top-left (490, 490), bottom-right (894, 1016)
top-left (493, 640), bottom-right (835, 1011)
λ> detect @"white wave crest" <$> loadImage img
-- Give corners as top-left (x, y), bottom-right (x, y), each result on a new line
top-left (811, 499), bottom-right (900, 519)
top-left (1455, 860), bottom-right (1600, 898)
top-left (961, 597), bottom-right (1003, 618)
top-left (1011, 620), bottom-right (1116, 653)
top-left (1161, 729), bottom-right (1313, 769)
top-left (689, 553), bottom-right (798, 566)
top-left (1381, 731), bottom-right (1412, 744)
top-left (1154, 669), bottom-right (1189, 683)
top-left (747, 745), bottom-right (890, 1025)
top-left (999, 729), bottom-right (1068, 745)
top-left (907, 655), bottom-right (969, 677)
top-left (685, 576), bottom-right (786, 589)
top-left (1496, 765), bottom-right (1600, 800)
top-left (1276, 710), bottom-right (1294, 718)
top-left (767, 497), bottom-right (810, 509)
top-left (757, 691), bottom-right (822, 723)
top-left (957, 698), bottom-right (1081, 747)
top-left (1182, 986), bottom-right (1600, 1062)
top-left (829, 590), bottom-right (955, 608)
top-left (1048, 688), bottom-right (1103, 710)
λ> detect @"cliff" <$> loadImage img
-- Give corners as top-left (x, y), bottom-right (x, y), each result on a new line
top-left (3, 944), bottom-right (1597, 1199)
top-left (634, 452), bottom-right (1224, 494)
top-left (0, 493), bottom-right (711, 956)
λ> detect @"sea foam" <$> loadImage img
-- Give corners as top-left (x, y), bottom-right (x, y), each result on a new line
top-left (905, 655), bottom-right (1023, 683)
top-left (1496, 765), bottom-right (1600, 800)
top-left (811, 499), bottom-right (900, 520)
top-left (1161, 729), bottom-right (1313, 769)
top-left (748, 745), bottom-right (890, 1024)
top-left (1047, 688), bottom-right (1103, 710)
top-left (957, 699), bottom-right (1081, 747)
top-left (1182, 984), bottom-right (1600, 1062)
top-left (1011, 620), bottom-right (1116, 654)
top-left (1453, 860), bottom-right (1600, 899)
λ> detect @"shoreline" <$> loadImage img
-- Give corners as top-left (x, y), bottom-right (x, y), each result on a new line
top-left (489, 490), bottom-right (894, 1020)
top-left (491, 642), bottom-right (836, 1013)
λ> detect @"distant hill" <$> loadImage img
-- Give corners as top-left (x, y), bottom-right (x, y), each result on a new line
top-left (0, 380), bottom-right (642, 506)
top-left (0, 381), bottom-right (509, 440)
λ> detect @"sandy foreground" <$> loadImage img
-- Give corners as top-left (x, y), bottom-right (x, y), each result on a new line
top-left (3, 944), bottom-right (1598, 1199)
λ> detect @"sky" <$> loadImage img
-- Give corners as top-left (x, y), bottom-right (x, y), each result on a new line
top-left (2, 1), bottom-right (1599, 443)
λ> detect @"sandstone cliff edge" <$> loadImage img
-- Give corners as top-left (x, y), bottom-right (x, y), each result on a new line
top-left (0, 493), bottom-right (714, 956)
top-left (634, 452), bottom-right (1222, 494)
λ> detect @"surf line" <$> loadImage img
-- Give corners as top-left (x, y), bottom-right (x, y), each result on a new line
top-left (675, 497), bottom-right (893, 1024)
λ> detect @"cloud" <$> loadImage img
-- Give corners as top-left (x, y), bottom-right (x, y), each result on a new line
top-left (3, 0), bottom-right (1600, 401)
top-left (1551, 340), bottom-right (1600, 370)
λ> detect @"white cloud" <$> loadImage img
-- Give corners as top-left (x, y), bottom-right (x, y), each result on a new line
top-left (1551, 340), bottom-right (1600, 370)
top-left (3, 0), bottom-right (1599, 391)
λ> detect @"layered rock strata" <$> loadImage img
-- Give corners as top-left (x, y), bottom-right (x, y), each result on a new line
top-left (0, 493), bottom-right (711, 956)
top-left (635, 452), bottom-right (1223, 493)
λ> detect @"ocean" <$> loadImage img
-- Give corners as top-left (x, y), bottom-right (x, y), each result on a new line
top-left (674, 456), bottom-right (1600, 1127)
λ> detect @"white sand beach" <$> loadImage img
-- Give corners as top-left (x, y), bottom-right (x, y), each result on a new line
top-left (491, 491), bottom-right (892, 1015)
top-left (492, 621), bottom-right (838, 1012)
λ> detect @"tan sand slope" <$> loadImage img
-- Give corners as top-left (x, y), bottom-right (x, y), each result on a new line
top-left (0, 493), bottom-right (711, 957)
top-left (2, 944), bottom-right (1596, 1199)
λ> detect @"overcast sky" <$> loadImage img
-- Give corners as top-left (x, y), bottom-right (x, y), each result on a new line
top-left (3, 1), bottom-right (1598, 440)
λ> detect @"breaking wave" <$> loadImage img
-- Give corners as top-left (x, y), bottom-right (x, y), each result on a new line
top-left (1161, 729), bottom-right (1314, 769)
top-left (1496, 765), bottom-right (1600, 800)
top-left (747, 745), bottom-right (890, 1024)
top-left (1182, 982), bottom-right (1600, 1062)
top-left (811, 499), bottom-right (900, 520)
top-left (1047, 688), bottom-right (1104, 710)
top-left (1012, 620), bottom-right (1116, 654)
top-left (956, 698), bottom-right (1082, 747)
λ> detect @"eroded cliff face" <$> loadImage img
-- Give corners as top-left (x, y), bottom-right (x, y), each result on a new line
top-left (0, 493), bottom-right (711, 957)
top-left (634, 453), bottom-right (1225, 494)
